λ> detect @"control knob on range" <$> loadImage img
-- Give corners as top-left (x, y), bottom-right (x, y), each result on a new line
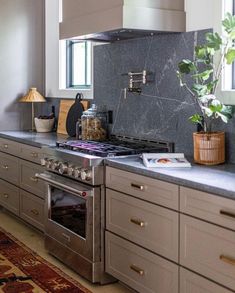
top-left (74, 167), bottom-right (81, 179)
top-left (40, 158), bottom-right (48, 166)
top-left (68, 165), bottom-right (75, 176)
top-left (51, 160), bottom-right (60, 171)
top-left (81, 169), bottom-right (92, 181)
top-left (58, 162), bottom-right (68, 175)
top-left (46, 159), bottom-right (54, 169)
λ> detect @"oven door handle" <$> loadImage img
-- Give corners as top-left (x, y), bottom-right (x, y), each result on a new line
top-left (35, 173), bottom-right (89, 197)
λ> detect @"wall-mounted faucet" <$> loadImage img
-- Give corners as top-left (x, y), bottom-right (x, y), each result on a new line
top-left (122, 70), bottom-right (152, 98)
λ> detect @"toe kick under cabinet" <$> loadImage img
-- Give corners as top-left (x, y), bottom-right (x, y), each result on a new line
top-left (105, 167), bottom-right (235, 293)
top-left (0, 137), bottom-right (46, 231)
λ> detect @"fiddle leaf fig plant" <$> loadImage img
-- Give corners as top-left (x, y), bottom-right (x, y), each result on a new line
top-left (177, 13), bottom-right (235, 133)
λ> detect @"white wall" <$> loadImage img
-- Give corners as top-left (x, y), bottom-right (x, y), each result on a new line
top-left (0, 0), bottom-right (44, 130)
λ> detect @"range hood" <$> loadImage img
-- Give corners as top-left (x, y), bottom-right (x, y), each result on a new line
top-left (60, 0), bottom-right (186, 42)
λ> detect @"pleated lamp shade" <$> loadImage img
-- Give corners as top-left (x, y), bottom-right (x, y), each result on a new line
top-left (19, 87), bottom-right (46, 103)
top-left (19, 88), bottom-right (46, 131)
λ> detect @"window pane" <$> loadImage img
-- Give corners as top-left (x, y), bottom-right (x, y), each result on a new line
top-left (73, 42), bottom-right (86, 85)
top-left (86, 42), bottom-right (92, 85)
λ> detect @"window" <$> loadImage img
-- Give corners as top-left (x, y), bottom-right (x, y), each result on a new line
top-left (232, 0), bottom-right (235, 89)
top-left (45, 0), bottom-right (93, 99)
top-left (212, 0), bottom-right (235, 104)
top-left (66, 40), bottom-right (92, 89)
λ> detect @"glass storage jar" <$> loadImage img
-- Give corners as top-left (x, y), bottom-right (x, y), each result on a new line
top-left (81, 104), bottom-right (107, 141)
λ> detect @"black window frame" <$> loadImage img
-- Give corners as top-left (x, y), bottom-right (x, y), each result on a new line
top-left (66, 40), bottom-right (91, 89)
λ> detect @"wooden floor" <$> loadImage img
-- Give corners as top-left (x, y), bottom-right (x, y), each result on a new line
top-left (0, 210), bottom-right (132, 293)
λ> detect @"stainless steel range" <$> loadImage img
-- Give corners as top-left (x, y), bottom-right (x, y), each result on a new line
top-left (36, 136), bottom-right (173, 284)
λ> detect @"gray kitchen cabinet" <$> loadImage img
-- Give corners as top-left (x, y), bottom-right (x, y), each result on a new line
top-left (0, 179), bottom-right (20, 216)
top-left (0, 152), bottom-right (19, 186)
top-left (106, 188), bottom-right (179, 262)
top-left (106, 166), bottom-right (179, 210)
top-left (105, 166), bottom-right (180, 293)
top-left (180, 268), bottom-right (232, 293)
top-left (0, 138), bottom-right (20, 156)
top-left (20, 189), bottom-right (45, 232)
top-left (19, 159), bottom-right (46, 199)
top-left (180, 214), bottom-right (235, 292)
top-left (106, 231), bottom-right (178, 293)
top-left (106, 166), bottom-right (235, 293)
top-left (0, 138), bottom-right (46, 232)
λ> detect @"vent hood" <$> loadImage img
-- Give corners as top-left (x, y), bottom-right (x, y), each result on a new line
top-left (60, 0), bottom-right (186, 42)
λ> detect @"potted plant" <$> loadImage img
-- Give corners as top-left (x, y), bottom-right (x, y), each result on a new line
top-left (177, 13), bottom-right (235, 165)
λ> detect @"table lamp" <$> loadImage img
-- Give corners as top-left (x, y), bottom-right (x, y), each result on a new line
top-left (19, 88), bottom-right (46, 131)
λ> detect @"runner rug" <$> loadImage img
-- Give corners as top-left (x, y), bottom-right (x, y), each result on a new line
top-left (0, 227), bottom-right (92, 293)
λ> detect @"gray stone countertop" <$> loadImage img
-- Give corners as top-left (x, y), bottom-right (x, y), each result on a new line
top-left (0, 131), bottom-right (68, 147)
top-left (106, 156), bottom-right (235, 200)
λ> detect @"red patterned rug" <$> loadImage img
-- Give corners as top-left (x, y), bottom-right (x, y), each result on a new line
top-left (0, 227), bottom-right (92, 293)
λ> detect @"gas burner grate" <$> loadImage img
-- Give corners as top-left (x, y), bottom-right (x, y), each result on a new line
top-left (56, 137), bottom-right (174, 157)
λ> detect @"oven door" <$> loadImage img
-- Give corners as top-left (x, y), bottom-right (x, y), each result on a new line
top-left (37, 172), bottom-right (101, 262)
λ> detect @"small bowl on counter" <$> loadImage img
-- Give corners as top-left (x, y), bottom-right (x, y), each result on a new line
top-left (34, 117), bottom-right (55, 133)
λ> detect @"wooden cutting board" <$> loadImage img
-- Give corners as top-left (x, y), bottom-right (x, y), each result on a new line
top-left (57, 99), bottom-right (89, 135)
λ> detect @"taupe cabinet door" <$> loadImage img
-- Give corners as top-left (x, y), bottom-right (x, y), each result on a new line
top-left (106, 231), bottom-right (178, 293)
top-left (106, 166), bottom-right (179, 210)
top-left (180, 215), bottom-right (235, 291)
top-left (106, 188), bottom-right (179, 262)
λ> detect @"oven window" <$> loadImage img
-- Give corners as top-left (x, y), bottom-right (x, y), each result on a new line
top-left (50, 187), bottom-right (86, 238)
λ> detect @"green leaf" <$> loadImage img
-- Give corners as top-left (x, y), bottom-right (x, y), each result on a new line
top-left (209, 99), bottom-right (223, 112)
top-left (178, 59), bottom-right (195, 74)
top-left (189, 114), bottom-right (203, 125)
top-left (206, 32), bottom-right (222, 50)
top-left (207, 80), bottom-right (218, 93)
top-left (217, 112), bottom-right (230, 123)
top-left (221, 105), bottom-right (233, 119)
top-left (192, 69), bottom-right (213, 81)
top-left (222, 13), bottom-right (235, 34)
top-left (192, 84), bottom-right (209, 97)
top-left (228, 30), bottom-right (235, 40)
top-left (225, 48), bottom-right (235, 64)
top-left (195, 46), bottom-right (207, 59)
top-left (202, 106), bottom-right (213, 117)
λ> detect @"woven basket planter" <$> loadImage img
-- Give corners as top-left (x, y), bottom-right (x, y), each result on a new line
top-left (193, 132), bottom-right (225, 165)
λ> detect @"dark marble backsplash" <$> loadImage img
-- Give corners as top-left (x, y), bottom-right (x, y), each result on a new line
top-left (40, 30), bottom-right (235, 163)
top-left (93, 31), bottom-right (235, 163)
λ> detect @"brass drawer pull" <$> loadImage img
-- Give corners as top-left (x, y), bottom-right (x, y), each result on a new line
top-left (3, 193), bottom-right (9, 199)
top-left (220, 255), bottom-right (235, 266)
top-left (62, 233), bottom-right (71, 242)
top-left (130, 264), bottom-right (145, 276)
top-left (3, 144), bottom-right (8, 149)
top-left (2, 165), bottom-right (9, 170)
top-left (30, 209), bottom-right (39, 216)
top-left (31, 152), bottom-right (38, 158)
top-left (130, 218), bottom-right (145, 227)
top-left (131, 183), bottom-right (144, 190)
top-left (30, 176), bottom-right (38, 183)
top-left (220, 210), bottom-right (235, 219)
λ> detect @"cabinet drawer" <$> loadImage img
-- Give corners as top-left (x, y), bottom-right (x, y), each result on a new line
top-left (105, 232), bottom-right (178, 293)
top-left (0, 152), bottom-right (19, 185)
top-left (180, 187), bottom-right (235, 231)
top-left (180, 215), bottom-right (235, 291)
top-left (19, 144), bottom-right (42, 164)
top-left (0, 179), bottom-right (20, 215)
top-left (180, 268), bottom-right (232, 293)
top-left (106, 167), bottom-right (179, 210)
top-left (20, 190), bottom-right (45, 231)
top-left (106, 189), bottom-right (178, 261)
top-left (19, 160), bottom-right (46, 199)
top-left (0, 138), bottom-right (20, 156)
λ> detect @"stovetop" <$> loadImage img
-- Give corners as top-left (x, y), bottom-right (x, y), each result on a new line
top-left (56, 136), bottom-right (174, 157)
top-left (41, 136), bottom-right (174, 185)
